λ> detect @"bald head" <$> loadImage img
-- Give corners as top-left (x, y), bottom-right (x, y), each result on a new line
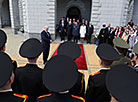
top-left (44, 26), bottom-right (48, 31)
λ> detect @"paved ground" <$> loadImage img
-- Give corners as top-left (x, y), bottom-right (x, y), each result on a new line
top-left (1, 27), bottom-right (101, 87)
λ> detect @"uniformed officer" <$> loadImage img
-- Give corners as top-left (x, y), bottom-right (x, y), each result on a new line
top-left (37, 55), bottom-right (85, 102)
top-left (13, 38), bottom-right (49, 102)
top-left (106, 64), bottom-right (138, 102)
top-left (85, 44), bottom-right (120, 102)
top-left (112, 37), bottom-right (132, 66)
top-left (0, 29), bottom-right (17, 72)
top-left (57, 41), bottom-right (85, 97)
top-left (0, 52), bottom-right (28, 102)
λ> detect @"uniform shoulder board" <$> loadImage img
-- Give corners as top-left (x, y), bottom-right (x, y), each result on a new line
top-left (14, 93), bottom-right (28, 101)
top-left (12, 60), bottom-right (15, 63)
top-left (72, 95), bottom-right (85, 102)
top-left (91, 71), bottom-right (100, 76)
top-left (38, 94), bottom-right (52, 99)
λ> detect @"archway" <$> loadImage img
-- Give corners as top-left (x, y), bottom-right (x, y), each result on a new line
top-left (66, 7), bottom-right (81, 20)
top-left (1, 0), bottom-right (11, 27)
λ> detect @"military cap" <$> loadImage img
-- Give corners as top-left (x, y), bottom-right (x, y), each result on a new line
top-left (19, 38), bottom-right (43, 59)
top-left (96, 44), bottom-right (120, 62)
top-left (0, 30), bottom-right (7, 49)
top-left (43, 55), bottom-right (78, 92)
top-left (106, 64), bottom-right (138, 102)
top-left (113, 37), bottom-right (129, 49)
top-left (0, 52), bottom-right (13, 86)
top-left (57, 41), bottom-right (81, 60)
top-left (134, 43), bottom-right (138, 55)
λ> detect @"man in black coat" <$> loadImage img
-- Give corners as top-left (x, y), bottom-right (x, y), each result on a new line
top-left (13, 38), bottom-right (49, 102)
top-left (108, 27), bottom-right (115, 46)
top-left (98, 24), bottom-right (107, 45)
top-left (41, 26), bottom-right (52, 64)
top-left (87, 21), bottom-right (94, 44)
top-left (59, 20), bottom-right (66, 42)
top-left (66, 21), bottom-right (73, 41)
top-left (106, 24), bottom-right (111, 43)
top-left (0, 52), bottom-right (28, 102)
top-left (85, 44), bottom-right (120, 102)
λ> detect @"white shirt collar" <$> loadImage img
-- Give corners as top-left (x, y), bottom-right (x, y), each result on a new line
top-left (134, 64), bottom-right (138, 68)
top-left (0, 89), bottom-right (12, 92)
top-left (59, 90), bottom-right (69, 94)
top-left (100, 68), bottom-right (110, 70)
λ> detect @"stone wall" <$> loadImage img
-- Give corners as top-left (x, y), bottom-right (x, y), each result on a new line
top-left (91, 0), bottom-right (134, 35)
top-left (133, 0), bottom-right (138, 25)
top-left (22, 0), bottom-right (56, 39)
top-left (1, 0), bottom-right (11, 26)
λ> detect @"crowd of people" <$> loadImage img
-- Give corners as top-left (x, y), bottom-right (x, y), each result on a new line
top-left (57, 17), bottom-right (94, 44)
top-left (1, 19), bottom-right (138, 102)
top-left (98, 20), bottom-right (137, 48)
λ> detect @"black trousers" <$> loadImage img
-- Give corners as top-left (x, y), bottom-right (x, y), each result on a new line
top-left (60, 32), bottom-right (65, 41)
top-left (67, 33), bottom-right (72, 41)
top-left (43, 46), bottom-right (50, 64)
top-left (74, 35), bottom-right (79, 43)
top-left (87, 35), bottom-right (92, 43)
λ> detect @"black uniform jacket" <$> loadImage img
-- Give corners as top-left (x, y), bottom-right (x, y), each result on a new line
top-left (13, 64), bottom-right (49, 102)
top-left (0, 91), bottom-right (28, 102)
top-left (70, 72), bottom-right (85, 97)
top-left (85, 69), bottom-right (111, 102)
top-left (37, 93), bottom-right (85, 102)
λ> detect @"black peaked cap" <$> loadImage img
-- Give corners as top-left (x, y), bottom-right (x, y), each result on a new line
top-left (96, 43), bottom-right (120, 61)
top-left (43, 55), bottom-right (78, 92)
top-left (106, 64), bottom-right (138, 102)
top-left (19, 38), bottom-right (43, 58)
top-left (0, 52), bottom-right (13, 86)
top-left (57, 41), bottom-right (81, 60)
top-left (0, 30), bottom-right (7, 48)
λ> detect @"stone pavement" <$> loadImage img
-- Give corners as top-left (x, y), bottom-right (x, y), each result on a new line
top-left (1, 27), bottom-right (101, 87)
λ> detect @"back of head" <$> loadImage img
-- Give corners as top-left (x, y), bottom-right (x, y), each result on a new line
top-left (106, 64), bottom-right (138, 102)
top-left (19, 38), bottom-right (43, 59)
top-left (0, 52), bottom-right (13, 88)
top-left (43, 55), bottom-right (78, 92)
top-left (0, 30), bottom-right (7, 52)
top-left (96, 44), bottom-right (120, 67)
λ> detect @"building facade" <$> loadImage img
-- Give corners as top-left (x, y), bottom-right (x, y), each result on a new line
top-left (0, 0), bottom-right (138, 39)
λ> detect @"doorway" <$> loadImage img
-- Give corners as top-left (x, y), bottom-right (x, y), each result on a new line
top-left (1, 0), bottom-right (11, 27)
top-left (66, 7), bottom-right (81, 20)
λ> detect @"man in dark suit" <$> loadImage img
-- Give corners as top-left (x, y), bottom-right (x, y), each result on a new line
top-left (37, 55), bottom-right (85, 102)
top-left (87, 21), bottom-right (94, 44)
top-left (85, 44), bottom-right (120, 102)
top-left (72, 22), bottom-right (80, 43)
top-left (13, 38), bottom-right (49, 102)
top-left (41, 26), bottom-right (52, 64)
top-left (59, 20), bottom-right (66, 42)
top-left (66, 21), bottom-right (73, 41)
top-left (0, 52), bottom-right (28, 102)
top-left (108, 27), bottom-right (115, 46)
top-left (106, 24), bottom-right (111, 43)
